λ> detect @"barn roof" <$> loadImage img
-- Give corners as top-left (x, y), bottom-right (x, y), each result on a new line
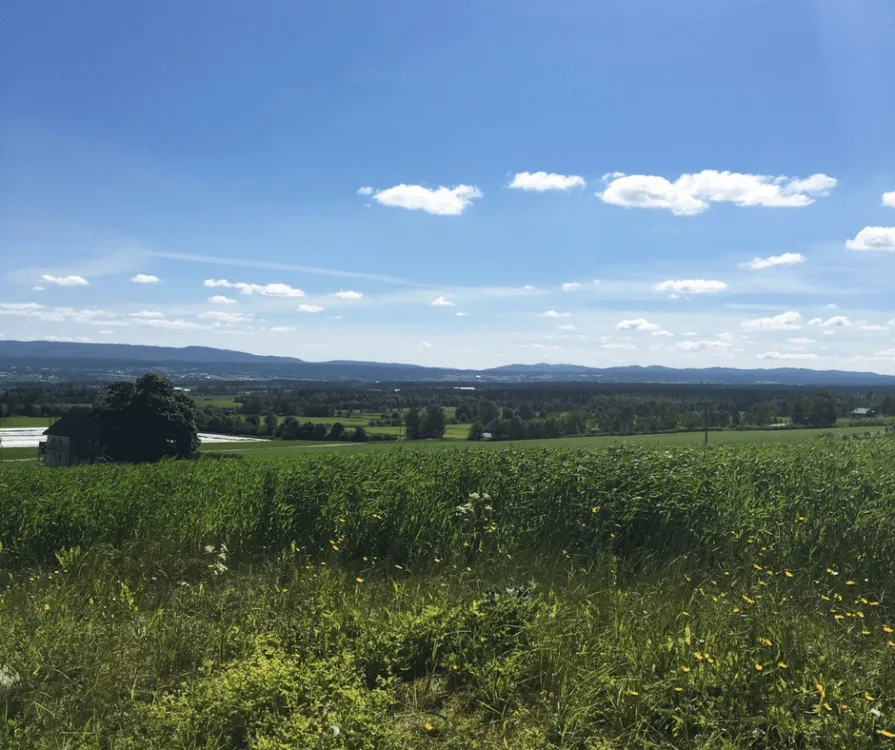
top-left (43, 409), bottom-right (102, 440)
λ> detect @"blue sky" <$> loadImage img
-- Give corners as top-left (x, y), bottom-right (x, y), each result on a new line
top-left (2, 0), bottom-right (894, 371)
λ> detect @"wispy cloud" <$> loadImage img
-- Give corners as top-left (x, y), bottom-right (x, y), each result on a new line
top-left (616, 318), bottom-right (661, 332)
top-left (741, 253), bottom-right (806, 270)
top-left (129, 310), bottom-right (164, 319)
top-left (677, 340), bottom-right (732, 351)
top-left (356, 186), bottom-right (374, 196)
top-left (371, 184), bottom-right (482, 216)
top-left (41, 274), bottom-right (89, 286)
top-left (131, 273), bottom-right (160, 283)
top-left (653, 279), bottom-right (727, 294)
top-left (198, 310), bottom-right (253, 322)
top-left (561, 282), bottom-right (582, 292)
top-left (418, 341), bottom-right (433, 348)
top-left (741, 311), bottom-right (802, 331)
top-left (544, 310), bottom-right (571, 318)
top-left (808, 315), bottom-right (854, 328)
top-left (209, 295), bottom-right (237, 304)
top-left (203, 279), bottom-right (305, 297)
top-left (298, 304), bottom-right (325, 313)
top-left (598, 170), bottom-right (836, 215)
top-left (509, 172), bottom-right (586, 191)
top-left (333, 290), bottom-right (364, 299)
top-left (756, 351), bottom-right (819, 361)
top-left (148, 250), bottom-right (420, 287)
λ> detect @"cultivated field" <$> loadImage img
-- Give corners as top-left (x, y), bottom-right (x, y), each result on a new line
top-left (2, 436), bottom-right (895, 747)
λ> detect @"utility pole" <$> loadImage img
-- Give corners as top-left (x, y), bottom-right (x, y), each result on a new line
top-left (702, 401), bottom-right (710, 445)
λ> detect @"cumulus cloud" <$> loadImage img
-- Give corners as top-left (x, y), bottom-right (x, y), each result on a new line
top-left (129, 310), bottom-right (165, 319)
top-left (616, 318), bottom-right (662, 332)
top-left (756, 351), bottom-right (819, 361)
top-left (41, 274), bottom-right (89, 286)
top-left (333, 290), bottom-right (364, 300)
top-left (135, 318), bottom-right (209, 330)
top-left (544, 310), bottom-right (571, 318)
top-left (297, 304), bottom-right (325, 313)
top-left (557, 324), bottom-right (576, 331)
top-left (0, 302), bottom-right (44, 313)
top-left (372, 184), bottom-right (482, 215)
top-left (653, 279), bottom-right (728, 294)
top-left (203, 279), bottom-right (305, 297)
top-left (560, 282), bottom-right (583, 292)
top-left (787, 337), bottom-right (816, 344)
top-left (356, 186), bottom-right (374, 196)
top-left (598, 170), bottom-right (836, 215)
top-left (432, 296), bottom-right (454, 307)
top-left (602, 343), bottom-right (638, 351)
top-left (209, 295), bottom-right (237, 304)
top-left (651, 330), bottom-right (674, 337)
top-left (509, 172), bottom-right (586, 191)
top-left (677, 340), bottom-right (731, 351)
top-left (809, 315), bottom-right (854, 328)
top-left (198, 310), bottom-right (253, 322)
top-left (741, 311), bottom-right (802, 331)
top-left (269, 326), bottom-right (296, 333)
top-left (882, 192), bottom-right (895, 208)
top-left (846, 227), bottom-right (895, 251)
top-left (742, 252), bottom-right (806, 270)
top-left (418, 341), bottom-right (433, 349)
top-left (131, 274), bottom-right (160, 284)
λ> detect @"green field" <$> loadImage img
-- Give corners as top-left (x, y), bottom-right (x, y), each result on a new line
top-left (0, 416), bottom-right (58, 428)
top-left (2, 435), bottom-right (895, 747)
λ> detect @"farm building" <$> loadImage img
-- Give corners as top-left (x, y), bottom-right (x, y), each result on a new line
top-left (850, 407), bottom-right (876, 417)
top-left (42, 409), bottom-right (105, 466)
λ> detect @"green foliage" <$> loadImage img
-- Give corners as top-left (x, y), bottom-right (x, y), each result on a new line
top-left (3, 437), bottom-right (895, 747)
top-left (99, 373), bottom-right (199, 462)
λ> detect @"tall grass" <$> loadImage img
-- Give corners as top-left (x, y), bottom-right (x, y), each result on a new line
top-left (2, 437), bottom-right (895, 747)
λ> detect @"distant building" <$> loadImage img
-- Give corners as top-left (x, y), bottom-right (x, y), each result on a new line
top-left (43, 409), bottom-right (105, 466)
top-left (850, 407), bottom-right (876, 418)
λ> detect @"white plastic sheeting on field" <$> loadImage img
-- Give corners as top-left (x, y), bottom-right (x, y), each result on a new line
top-left (0, 427), bottom-right (269, 449)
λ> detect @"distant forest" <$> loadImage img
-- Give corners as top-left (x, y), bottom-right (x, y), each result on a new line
top-left (3, 380), bottom-right (893, 442)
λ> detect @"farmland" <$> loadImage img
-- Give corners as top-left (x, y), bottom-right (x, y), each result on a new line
top-left (2, 435), bottom-right (895, 747)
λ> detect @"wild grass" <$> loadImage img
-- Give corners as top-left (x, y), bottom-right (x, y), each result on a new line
top-left (2, 437), bottom-right (895, 747)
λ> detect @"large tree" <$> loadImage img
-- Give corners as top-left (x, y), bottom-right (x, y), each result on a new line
top-left (99, 373), bottom-right (198, 462)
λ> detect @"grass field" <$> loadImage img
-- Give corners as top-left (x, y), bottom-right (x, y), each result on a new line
top-left (0, 416), bottom-right (58, 428)
top-left (2, 436), bottom-right (895, 746)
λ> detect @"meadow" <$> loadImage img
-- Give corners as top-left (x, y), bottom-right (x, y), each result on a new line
top-left (2, 436), bottom-right (895, 747)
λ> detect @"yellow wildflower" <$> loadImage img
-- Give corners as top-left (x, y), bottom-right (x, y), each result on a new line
top-left (755, 663), bottom-right (763, 672)
top-left (760, 638), bottom-right (773, 647)
top-left (778, 662), bottom-right (787, 669)
top-left (355, 577), bottom-right (364, 583)
top-left (785, 570), bottom-right (794, 578)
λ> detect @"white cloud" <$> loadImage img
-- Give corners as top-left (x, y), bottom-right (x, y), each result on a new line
top-left (846, 227), bottom-right (895, 251)
top-left (677, 340), bottom-right (732, 351)
top-left (680, 332), bottom-right (697, 337)
top-left (544, 310), bottom-right (571, 318)
top-left (509, 172), bottom-right (586, 191)
top-left (756, 351), bottom-right (819, 361)
top-left (598, 170), bottom-right (836, 215)
top-left (455, 312), bottom-right (469, 317)
top-left (131, 274), bottom-right (160, 284)
top-left (557, 324), bottom-right (576, 331)
top-left (809, 315), bottom-right (854, 328)
top-left (826, 303), bottom-right (839, 309)
top-left (787, 337), bottom-right (816, 344)
top-left (209, 295), bottom-right (238, 304)
top-left (861, 324), bottom-right (888, 332)
top-left (616, 317), bottom-right (662, 332)
top-left (882, 191), bottom-right (895, 208)
top-left (878, 348), bottom-right (895, 357)
top-left (32, 285), bottom-right (45, 292)
top-left (297, 304), bottom-right (325, 313)
top-left (561, 282), bottom-right (583, 292)
top-left (432, 296), bottom-right (454, 307)
top-left (523, 285), bottom-right (536, 291)
top-left (741, 311), bottom-right (802, 331)
top-left (418, 341), bottom-right (433, 349)
top-left (269, 326), bottom-right (296, 333)
top-left (742, 252), bottom-right (806, 270)
top-left (129, 310), bottom-right (165, 319)
top-left (135, 318), bottom-right (209, 330)
top-left (198, 310), bottom-right (253, 323)
top-left (602, 343), bottom-right (638, 351)
top-left (372, 184), bottom-right (482, 215)
top-left (41, 274), bottom-right (89, 286)
top-left (203, 279), bottom-right (305, 297)
top-left (357, 186), bottom-right (374, 196)
top-left (651, 330), bottom-right (674, 337)
top-left (0, 302), bottom-right (44, 313)
top-left (333, 290), bottom-right (364, 299)
top-left (653, 279), bottom-right (728, 294)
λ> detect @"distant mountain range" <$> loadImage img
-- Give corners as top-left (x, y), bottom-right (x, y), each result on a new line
top-left (2, 339), bottom-right (894, 386)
